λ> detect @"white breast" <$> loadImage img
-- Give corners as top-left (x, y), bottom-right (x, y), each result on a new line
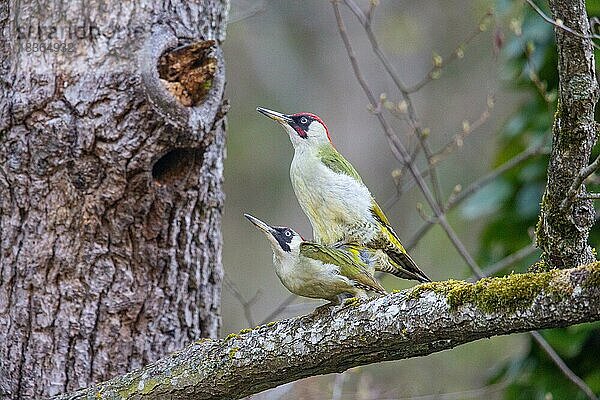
top-left (290, 149), bottom-right (374, 244)
top-left (274, 253), bottom-right (350, 300)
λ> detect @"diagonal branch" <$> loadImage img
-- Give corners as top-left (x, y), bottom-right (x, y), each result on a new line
top-left (407, 144), bottom-right (548, 249)
top-left (562, 152), bottom-right (600, 210)
top-left (342, 0), bottom-right (444, 204)
top-left (531, 331), bottom-right (599, 400)
top-left (54, 263), bottom-right (600, 400)
top-left (332, 0), bottom-right (484, 278)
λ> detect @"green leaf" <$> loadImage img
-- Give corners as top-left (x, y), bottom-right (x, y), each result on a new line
top-left (461, 179), bottom-right (512, 219)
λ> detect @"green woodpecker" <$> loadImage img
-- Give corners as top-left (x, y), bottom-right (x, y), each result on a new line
top-left (245, 214), bottom-right (386, 303)
top-left (256, 107), bottom-right (430, 283)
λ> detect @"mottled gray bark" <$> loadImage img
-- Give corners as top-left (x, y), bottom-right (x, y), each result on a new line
top-left (536, 0), bottom-right (599, 268)
top-left (55, 264), bottom-right (600, 400)
top-left (0, 1), bottom-right (228, 398)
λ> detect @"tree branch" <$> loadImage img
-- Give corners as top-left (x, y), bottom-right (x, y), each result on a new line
top-left (55, 263), bottom-right (600, 400)
top-left (563, 153), bottom-right (600, 210)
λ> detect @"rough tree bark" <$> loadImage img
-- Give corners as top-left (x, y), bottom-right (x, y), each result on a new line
top-left (55, 263), bottom-right (600, 400)
top-left (536, 0), bottom-right (599, 268)
top-left (0, 1), bottom-right (228, 398)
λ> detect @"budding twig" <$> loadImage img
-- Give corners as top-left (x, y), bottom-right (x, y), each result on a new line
top-left (524, 0), bottom-right (600, 50)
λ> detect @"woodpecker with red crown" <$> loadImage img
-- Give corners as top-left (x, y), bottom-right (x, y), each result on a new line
top-left (256, 107), bottom-right (430, 283)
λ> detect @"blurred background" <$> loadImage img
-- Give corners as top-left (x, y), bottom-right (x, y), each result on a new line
top-left (220, 0), bottom-right (600, 398)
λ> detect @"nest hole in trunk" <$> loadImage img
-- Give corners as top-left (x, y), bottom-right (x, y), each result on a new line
top-left (152, 147), bottom-right (204, 185)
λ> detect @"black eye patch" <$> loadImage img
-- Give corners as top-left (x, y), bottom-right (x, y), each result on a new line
top-left (291, 115), bottom-right (313, 135)
top-left (273, 227), bottom-right (293, 252)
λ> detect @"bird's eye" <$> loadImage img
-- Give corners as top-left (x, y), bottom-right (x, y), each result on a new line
top-left (284, 230), bottom-right (292, 237)
top-left (300, 117), bottom-right (308, 124)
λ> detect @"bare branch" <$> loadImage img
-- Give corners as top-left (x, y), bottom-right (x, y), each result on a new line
top-left (482, 244), bottom-right (539, 278)
top-left (429, 96), bottom-right (494, 166)
top-left (406, 10), bottom-right (495, 94)
top-left (55, 263), bottom-right (600, 400)
top-left (562, 153), bottom-right (600, 210)
top-left (524, 0), bottom-right (600, 50)
top-left (531, 331), bottom-right (599, 400)
top-left (343, 0), bottom-right (443, 203)
top-left (332, 0), bottom-right (483, 278)
top-left (407, 144), bottom-right (548, 249)
top-left (224, 275), bottom-right (261, 327)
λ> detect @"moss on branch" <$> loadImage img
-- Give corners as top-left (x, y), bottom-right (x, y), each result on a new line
top-left (410, 261), bottom-right (600, 313)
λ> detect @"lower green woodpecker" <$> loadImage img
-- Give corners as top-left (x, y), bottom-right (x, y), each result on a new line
top-left (245, 214), bottom-right (386, 304)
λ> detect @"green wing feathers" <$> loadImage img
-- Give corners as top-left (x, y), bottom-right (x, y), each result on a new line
top-left (316, 144), bottom-right (431, 283)
top-left (300, 243), bottom-right (386, 294)
top-left (318, 145), bottom-right (363, 182)
top-left (371, 201), bottom-right (391, 229)
top-left (370, 201), bottom-right (431, 283)
top-left (370, 200), bottom-right (406, 252)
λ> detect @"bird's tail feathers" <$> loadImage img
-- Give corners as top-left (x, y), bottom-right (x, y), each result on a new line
top-left (385, 250), bottom-right (431, 283)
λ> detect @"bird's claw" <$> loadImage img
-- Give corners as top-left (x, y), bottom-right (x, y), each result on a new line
top-left (312, 302), bottom-right (338, 314)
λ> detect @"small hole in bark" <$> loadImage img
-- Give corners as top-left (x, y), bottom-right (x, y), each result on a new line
top-left (158, 40), bottom-right (218, 107)
top-left (152, 148), bottom-right (203, 185)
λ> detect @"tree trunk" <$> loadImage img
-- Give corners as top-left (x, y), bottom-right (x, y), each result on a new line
top-left (536, 0), bottom-right (599, 269)
top-left (0, 1), bottom-right (228, 398)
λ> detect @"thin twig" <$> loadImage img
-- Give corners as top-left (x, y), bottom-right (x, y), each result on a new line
top-left (523, 41), bottom-right (556, 110)
top-left (406, 10), bottom-right (495, 94)
top-left (562, 153), bottom-right (600, 210)
top-left (531, 331), bottom-right (599, 400)
top-left (524, 0), bottom-right (600, 50)
top-left (429, 96), bottom-right (494, 166)
top-left (333, 0), bottom-right (483, 278)
top-left (480, 244), bottom-right (539, 279)
top-left (343, 0), bottom-right (444, 204)
top-left (406, 144), bottom-right (548, 249)
top-left (224, 275), bottom-right (260, 327)
top-left (390, 96), bottom-right (498, 205)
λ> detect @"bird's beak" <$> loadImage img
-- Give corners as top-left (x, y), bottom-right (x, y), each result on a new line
top-left (244, 213), bottom-right (275, 235)
top-left (256, 107), bottom-right (293, 125)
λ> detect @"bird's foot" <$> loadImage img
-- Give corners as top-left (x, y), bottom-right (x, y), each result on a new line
top-left (343, 296), bottom-right (361, 307)
top-left (312, 302), bottom-right (338, 315)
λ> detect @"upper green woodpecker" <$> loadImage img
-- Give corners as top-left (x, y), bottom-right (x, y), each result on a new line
top-left (245, 213), bottom-right (386, 303)
top-left (256, 107), bottom-right (430, 283)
